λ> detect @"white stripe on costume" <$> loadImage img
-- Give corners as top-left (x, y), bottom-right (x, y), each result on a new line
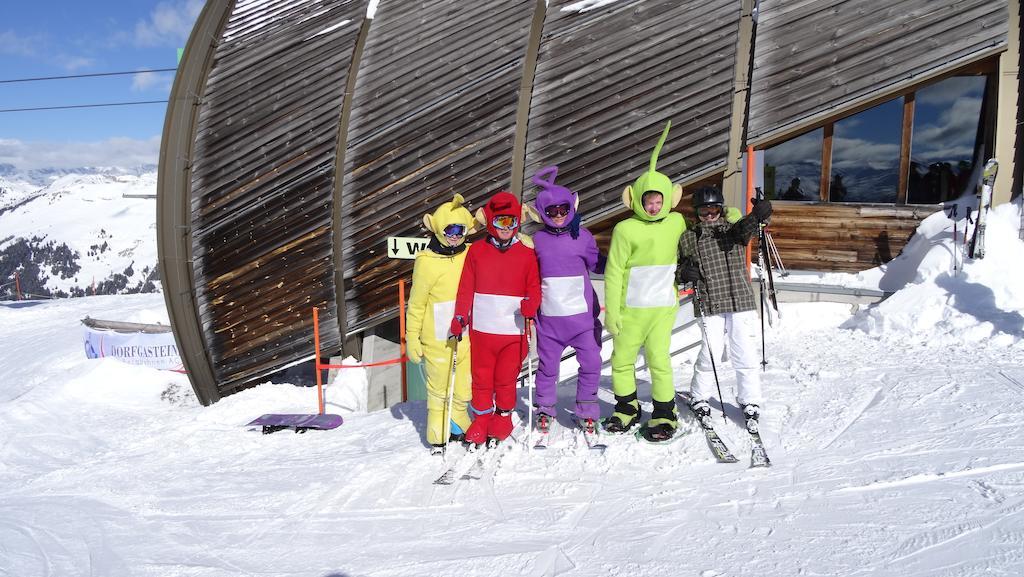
top-left (626, 265), bottom-right (676, 308)
top-left (472, 293), bottom-right (525, 335)
top-left (541, 275), bottom-right (587, 317)
top-left (432, 300), bottom-right (455, 341)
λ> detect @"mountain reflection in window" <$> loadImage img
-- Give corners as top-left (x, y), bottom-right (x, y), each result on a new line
top-left (907, 76), bottom-right (985, 204)
top-left (830, 98), bottom-right (902, 203)
top-left (763, 129), bottom-right (822, 201)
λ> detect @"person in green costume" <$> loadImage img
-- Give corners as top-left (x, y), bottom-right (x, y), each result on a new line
top-left (602, 121), bottom-right (687, 442)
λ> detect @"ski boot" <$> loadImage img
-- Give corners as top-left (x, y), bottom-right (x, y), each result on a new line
top-left (429, 444), bottom-right (445, 456)
top-left (603, 392), bottom-right (640, 433)
top-left (741, 404), bottom-right (760, 434)
top-left (689, 398), bottom-right (714, 428)
top-left (464, 405), bottom-right (494, 447)
top-left (489, 407), bottom-right (515, 441)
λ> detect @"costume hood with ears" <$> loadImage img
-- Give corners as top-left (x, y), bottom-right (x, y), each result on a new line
top-left (475, 191), bottom-right (522, 237)
top-left (423, 193), bottom-right (477, 244)
top-left (622, 121), bottom-right (683, 222)
top-left (528, 166), bottom-right (579, 228)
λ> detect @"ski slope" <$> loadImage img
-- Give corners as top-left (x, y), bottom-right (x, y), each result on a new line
top-left (1, 201), bottom-right (1023, 577)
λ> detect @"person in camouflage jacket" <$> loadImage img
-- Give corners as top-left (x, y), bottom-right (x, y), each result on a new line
top-left (676, 185), bottom-right (772, 427)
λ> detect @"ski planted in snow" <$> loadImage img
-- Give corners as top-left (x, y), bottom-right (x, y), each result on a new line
top-left (432, 448), bottom-right (476, 485)
top-left (573, 417), bottom-right (607, 452)
top-left (749, 430), bottom-right (771, 468)
top-left (678, 393), bottom-right (739, 463)
top-left (696, 421), bottom-right (739, 463)
top-left (969, 158), bottom-right (999, 259)
top-left (532, 414), bottom-right (553, 450)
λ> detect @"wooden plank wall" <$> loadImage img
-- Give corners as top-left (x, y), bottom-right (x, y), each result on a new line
top-left (339, 0), bottom-right (535, 334)
top-left (750, 204), bottom-right (939, 272)
top-left (587, 202), bottom-right (939, 274)
top-left (187, 0), bottom-right (367, 396)
top-left (750, 0), bottom-right (1007, 144)
top-left (523, 0), bottom-right (741, 225)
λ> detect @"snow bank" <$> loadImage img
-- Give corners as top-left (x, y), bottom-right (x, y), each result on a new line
top-left (844, 198), bottom-right (1024, 346)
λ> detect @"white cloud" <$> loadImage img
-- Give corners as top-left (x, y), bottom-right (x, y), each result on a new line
top-left (134, 0), bottom-right (205, 47)
top-left (916, 76), bottom-right (985, 106)
top-left (0, 30), bottom-right (40, 57)
top-left (59, 56), bottom-right (96, 72)
top-left (130, 70), bottom-right (173, 92)
top-left (831, 137), bottom-right (901, 171)
top-left (0, 137), bottom-right (161, 171)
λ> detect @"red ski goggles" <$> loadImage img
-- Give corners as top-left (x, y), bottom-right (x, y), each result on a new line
top-left (491, 215), bottom-right (519, 230)
top-left (544, 203), bottom-right (571, 218)
top-left (443, 223), bottom-right (466, 237)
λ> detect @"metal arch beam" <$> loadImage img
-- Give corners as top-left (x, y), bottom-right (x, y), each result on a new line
top-left (157, 0), bottom-right (233, 406)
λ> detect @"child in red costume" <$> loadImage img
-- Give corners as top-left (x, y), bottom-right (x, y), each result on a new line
top-left (450, 191), bottom-right (541, 446)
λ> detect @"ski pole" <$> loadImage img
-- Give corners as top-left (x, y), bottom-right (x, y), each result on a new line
top-left (442, 341), bottom-right (458, 462)
top-left (525, 317), bottom-right (534, 446)
top-left (693, 285), bottom-right (727, 422)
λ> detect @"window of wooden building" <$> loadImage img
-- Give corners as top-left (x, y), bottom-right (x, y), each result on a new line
top-left (762, 70), bottom-right (992, 206)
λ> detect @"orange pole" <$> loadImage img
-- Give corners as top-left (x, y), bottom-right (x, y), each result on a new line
top-left (745, 145), bottom-right (755, 279)
top-left (313, 306), bottom-right (324, 414)
top-left (14, 271), bottom-right (21, 300)
top-left (399, 278), bottom-right (408, 403)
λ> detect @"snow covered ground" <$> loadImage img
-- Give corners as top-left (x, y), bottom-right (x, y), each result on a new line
top-left (2, 202), bottom-right (1024, 577)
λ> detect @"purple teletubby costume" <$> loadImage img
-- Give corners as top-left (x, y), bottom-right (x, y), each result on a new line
top-left (530, 166), bottom-right (605, 421)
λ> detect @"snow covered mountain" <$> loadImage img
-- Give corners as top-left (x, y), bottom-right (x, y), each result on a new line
top-left (0, 165), bottom-right (159, 299)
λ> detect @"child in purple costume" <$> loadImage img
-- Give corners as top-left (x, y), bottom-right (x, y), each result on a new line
top-left (528, 166), bottom-right (605, 426)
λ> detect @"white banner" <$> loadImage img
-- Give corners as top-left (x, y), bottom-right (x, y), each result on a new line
top-left (83, 327), bottom-right (184, 371)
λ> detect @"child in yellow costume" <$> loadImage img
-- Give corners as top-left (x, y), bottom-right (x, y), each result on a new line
top-left (406, 194), bottom-right (477, 454)
top-left (603, 122), bottom-right (687, 443)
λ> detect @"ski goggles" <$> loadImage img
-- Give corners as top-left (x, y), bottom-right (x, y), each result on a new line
top-left (491, 215), bottom-right (519, 230)
top-left (697, 206), bottom-right (722, 219)
top-left (443, 223), bottom-right (466, 237)
top-left (544, 203), bottom-right (571, 218)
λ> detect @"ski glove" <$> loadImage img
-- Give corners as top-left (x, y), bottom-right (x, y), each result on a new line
top-left (751, 198), bottom-right (773, 222)
top-left (406, 339), bottom-right (424, 363)
top-left (678, 260), bottom-right (702, 285)
top-left (448, 315), bottom-right (466, 342)
top-left (520, 298), bottom-right (538, 320)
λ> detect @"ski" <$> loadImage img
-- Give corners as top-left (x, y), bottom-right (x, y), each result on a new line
top-left (432, 447), bottom-right (475, 485)
top-left (678, 393), bottom-right (739, 463)
top-left (532, 414), bottom-right (553, 450)
top-left (695, 421), bottom-right (739, 463)
top-left (460, 418), bottom-right (526, 481)
top-left (969, 158), bottom-right (998, 259)
top-left (749, 430), bottom-right (771, 468)
top-left (572, 417), bottom-right (607, 452)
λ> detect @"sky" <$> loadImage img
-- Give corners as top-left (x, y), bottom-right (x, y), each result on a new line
top-left (0, 1), bottom-right (203, 170)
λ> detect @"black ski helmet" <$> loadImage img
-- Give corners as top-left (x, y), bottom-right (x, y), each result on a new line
top-left (692, 186), bottom-right (724, 209)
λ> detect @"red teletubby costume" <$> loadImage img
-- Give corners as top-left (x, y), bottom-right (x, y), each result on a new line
top-left (450, 191), bottom-right (541, 445)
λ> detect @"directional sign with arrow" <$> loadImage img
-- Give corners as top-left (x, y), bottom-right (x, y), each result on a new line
top-left (386, 236), bottom-right (429, 259)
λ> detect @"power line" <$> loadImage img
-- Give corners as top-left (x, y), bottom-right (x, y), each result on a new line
top-left (0, 100), bottom-right (168, 113)
top-left (0, 68), bottom-right (177, 84)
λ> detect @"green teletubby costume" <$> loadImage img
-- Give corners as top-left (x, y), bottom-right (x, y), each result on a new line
top-left (604, 122), bottom-right (686, 437)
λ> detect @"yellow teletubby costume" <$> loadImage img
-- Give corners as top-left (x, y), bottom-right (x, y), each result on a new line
top-left (406, 194), bottom-right (477, 448)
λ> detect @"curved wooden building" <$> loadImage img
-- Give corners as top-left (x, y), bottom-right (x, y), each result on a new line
top-left (159, 0), bottom-right (1020, 405)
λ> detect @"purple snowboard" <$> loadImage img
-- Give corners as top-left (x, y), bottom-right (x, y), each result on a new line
top-left (247, 413), bottom-right (343, 434)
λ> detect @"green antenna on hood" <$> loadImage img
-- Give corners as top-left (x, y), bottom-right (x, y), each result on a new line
top-left (630, 121), bottom-right (674, 220)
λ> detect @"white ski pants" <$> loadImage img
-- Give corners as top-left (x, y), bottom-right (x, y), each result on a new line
top-left (690, 309), bottom-right (763, 407)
